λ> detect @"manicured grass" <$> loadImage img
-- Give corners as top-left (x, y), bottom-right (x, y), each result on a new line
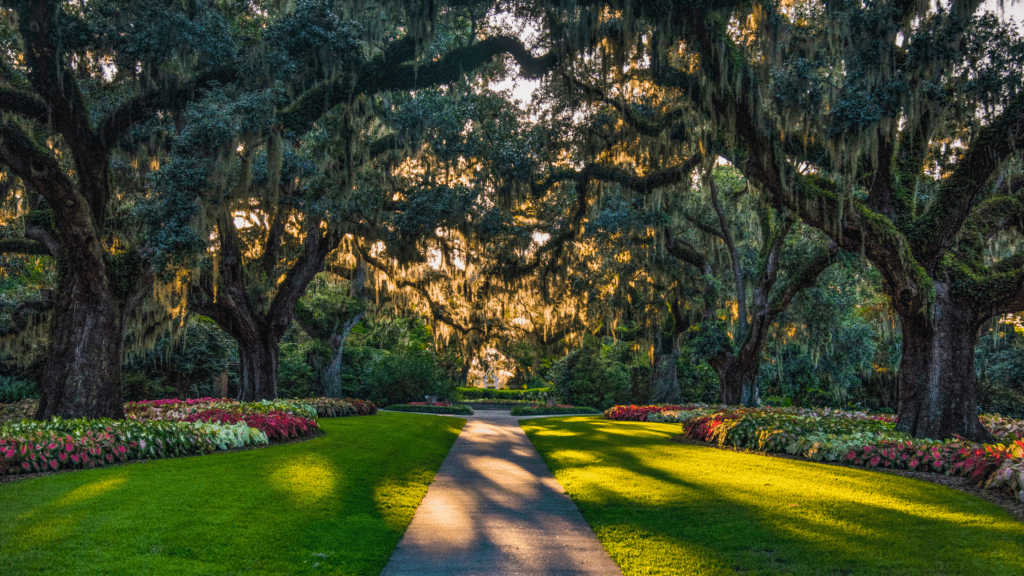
top-left (0, 413), bottom-right (464, 576)
top-left (522, 416), bottom-right (1024, 576)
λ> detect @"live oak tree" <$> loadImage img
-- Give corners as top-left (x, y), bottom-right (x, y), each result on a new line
top-left (153, 1), bottom-right (562, 400)
top-left (0, 0), bottom-right (244, 419)
top-left (543, 0), bottom-right (1024, 440)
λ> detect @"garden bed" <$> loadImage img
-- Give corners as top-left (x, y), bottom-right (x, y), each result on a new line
top-left (0, 397), bottom-right (378, 478)
top-left (386, 403), bottom-right (474, 415)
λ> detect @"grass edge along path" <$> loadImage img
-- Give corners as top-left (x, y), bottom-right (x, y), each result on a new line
top-left (0, 413), bottom-right (464, 576)
top-left (521, 416), bottom-right (1024, 576)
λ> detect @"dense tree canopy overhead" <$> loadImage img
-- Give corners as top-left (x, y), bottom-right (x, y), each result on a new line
top-left (527, 0), bottom-right (1024, 440)
top-left (2, 0), bottom-right (1024, 433)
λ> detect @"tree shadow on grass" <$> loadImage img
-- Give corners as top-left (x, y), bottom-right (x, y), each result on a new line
top-left (0, 412), bottom-right (466, 576)
top-left (522, 416), bottom-right (1024, 576)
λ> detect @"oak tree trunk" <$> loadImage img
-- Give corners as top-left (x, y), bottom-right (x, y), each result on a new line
top-left (323, 312), bottom-right (364, 398)
top-left (649, 334), bottom-right (682, 404)
top-left (895, 283), bottom-right (993, 442)
top-left (237, 330), bottom-right (280, 401)
top-left (35, 282), bottom-right (126, 420)
top-left (713, 355), bottom-right (760, 407)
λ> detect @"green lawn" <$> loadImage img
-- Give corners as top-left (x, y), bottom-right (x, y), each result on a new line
top-left (0, 413), bottom-right (464, 576)
top-left (522, 416), bottom-right (1024, 576)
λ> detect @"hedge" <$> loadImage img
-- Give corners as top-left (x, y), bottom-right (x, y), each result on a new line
top-left (386, 404), bottom-right (474, 415)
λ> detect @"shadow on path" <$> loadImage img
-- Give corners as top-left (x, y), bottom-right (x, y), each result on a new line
top-left (380, 412), bottom-right (623, 576)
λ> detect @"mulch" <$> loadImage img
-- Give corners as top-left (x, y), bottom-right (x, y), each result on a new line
top-left (669, 435), bottom-right (1024, 524)
top-left (0, 429), bottom-right (325, 485)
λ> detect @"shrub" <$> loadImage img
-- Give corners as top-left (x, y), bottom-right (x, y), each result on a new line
top-left (455, 387), bottom-right (550, 401)
top-left (0, 375), bottom-right (38, 403)
top-left (366, 345), bottom-right (452, 405)
top-left (510, 405), bottom-right (599, 416)
top-left (385, 404), bottom-right (473, 415)
top-left (549, 336), bottom-right (631, 410)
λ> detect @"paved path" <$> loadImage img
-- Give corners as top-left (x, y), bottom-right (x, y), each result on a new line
top-left (380, 411), bottom-right (623, 576)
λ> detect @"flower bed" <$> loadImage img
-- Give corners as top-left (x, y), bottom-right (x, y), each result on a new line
top-left (0, 417), bottom-right (269, 476)
top-left (668, 406), bottom-right (1024, 502)
top-left (385, 404), bottom-right (474, 415)
top-left (604, 404), bottom-right (721, 421)
top-left (184, 409), bottom-right (317, 441)
top-left (510, 404), bottom-right (599, 416)
top-left (0, 398), bottom-right (332, 477)
top-left (294, 397), bottom-right (377, 417)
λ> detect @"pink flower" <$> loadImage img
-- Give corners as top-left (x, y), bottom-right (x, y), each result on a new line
top-left (117, 445), bottom-right (127, 454)
top-left (909, 459), bottom-right (919, 468)
top-left (70, 454), bottom-right (79, 463)
top-left (58, 452), bottom-right (67, 463)
top-left (105, 454), bottom-right (113, 463)
top-left (49, 459), bottom-right (58, 470)
top-left (20, 462), bottom-right (29, 470)
top-left (47, 443), bottom-right (57, 450)
top-left (3, 449), bottom-right (13, 460)
top-left (869, 456), bottom-right (881, 466)
top-left (65, 443), bottom-right (73, 452)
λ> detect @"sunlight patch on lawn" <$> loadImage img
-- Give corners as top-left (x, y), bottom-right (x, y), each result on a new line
top-left (270, 455), bottom-right (340, 508)
top-left (53, 475), bottom-right (127, 509)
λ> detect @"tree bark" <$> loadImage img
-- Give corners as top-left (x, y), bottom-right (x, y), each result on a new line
top-left (895, 283), bottom-right (994, 442)
top-left (712, 354), bottom-right (760, 407)
top-left (649, 334), bottom-right (682, 404)
top-left (35, 279), bottom-right (127, 419)
top-left (236, 328), bottom-right (281, 401)
top-left (323, 312), bottom-right (364, 398)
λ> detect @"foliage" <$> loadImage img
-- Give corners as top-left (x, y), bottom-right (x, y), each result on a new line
top-left (183, 410), bottom-right (317, 441)
top-left (0, 375), bottom-right (38, 403)
top-left (509, 405), bottom-right (599, 416)
top-left (364, 345), bottom-right (453, 405)
top-left (548, 336), bottom-right (631, 410)
top-left (0, 399), bottom-right (36, 425)
top-left (385, 404), bottom-right (473, 415)
top-left (122, 316), bottom-right (238, 401)
top-left (603, 404), bottom-right (714, 422)
top-left (455, 387), bottom-right (550, 401)
top-left (0, 418), bottom-right (232, 476)
top-left (292, 397), bottom-right (377, 417)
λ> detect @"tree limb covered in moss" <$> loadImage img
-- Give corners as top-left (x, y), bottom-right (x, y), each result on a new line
top-left (0, 239), bottom-right (51, 256)
top-left (281, 35), bottom-right (560, 137)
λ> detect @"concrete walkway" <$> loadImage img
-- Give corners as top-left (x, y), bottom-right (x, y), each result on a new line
top-left (380, 411), bottom-right (623, 576)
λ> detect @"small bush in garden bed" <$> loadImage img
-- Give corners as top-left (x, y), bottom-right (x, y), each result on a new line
top-left (456, 387), bottom-right (550, 401)
top-left (386, 404), bottom-right (474, 415)
top-left (510, 405), bottom-right (599, 416)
